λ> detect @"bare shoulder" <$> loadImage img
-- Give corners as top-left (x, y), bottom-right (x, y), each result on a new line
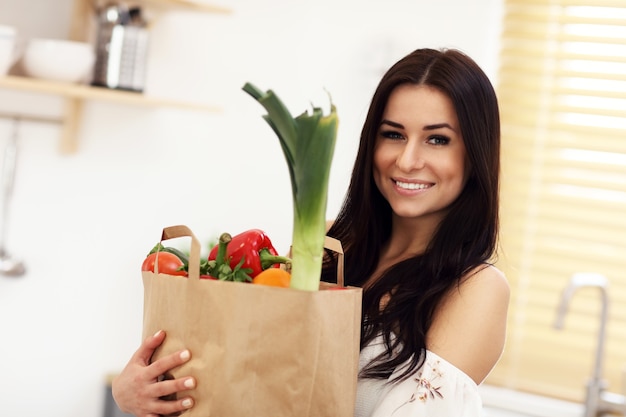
top-left (462, 264), bottom-right (510, 301)
top-left (426, 264), bottom-right (510, 384)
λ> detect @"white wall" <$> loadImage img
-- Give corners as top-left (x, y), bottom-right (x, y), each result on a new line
top-left (0, 0), bottom-right (502, 415)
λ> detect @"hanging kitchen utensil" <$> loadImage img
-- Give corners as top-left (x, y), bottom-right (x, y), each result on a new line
top-left (0, 117), bottom-right (25, 277)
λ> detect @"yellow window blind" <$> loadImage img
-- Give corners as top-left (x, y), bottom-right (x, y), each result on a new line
top-left (487, 0), bottom-right (626, 402)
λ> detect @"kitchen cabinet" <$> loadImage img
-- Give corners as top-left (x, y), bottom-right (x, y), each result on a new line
top-left (0, 0), bottom-right (231, 154)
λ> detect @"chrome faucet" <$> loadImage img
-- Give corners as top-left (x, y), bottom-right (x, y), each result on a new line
top-left (554, 273), bottom-right (625, 416)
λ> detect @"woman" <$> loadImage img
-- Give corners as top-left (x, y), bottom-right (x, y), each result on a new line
top-left (112, 48), bottom-right (509, 417)
top-left (321, 47), bottom-right (509, 416)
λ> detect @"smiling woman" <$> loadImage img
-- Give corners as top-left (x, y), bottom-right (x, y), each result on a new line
top-left (320, 47), bottom-right (508, 417)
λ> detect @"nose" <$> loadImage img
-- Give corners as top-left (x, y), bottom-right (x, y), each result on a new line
top-left (395, 141), bottom-right (425, 172)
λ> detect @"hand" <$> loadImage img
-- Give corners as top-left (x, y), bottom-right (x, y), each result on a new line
top-left (112, 330), bottom-right (196, 417)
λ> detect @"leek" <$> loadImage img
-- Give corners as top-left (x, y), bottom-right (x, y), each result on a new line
top-left (243, 82), bottom-right (338, 291)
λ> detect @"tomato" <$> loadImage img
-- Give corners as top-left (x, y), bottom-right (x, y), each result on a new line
top-left (141, 252), bottom-right (187, 276)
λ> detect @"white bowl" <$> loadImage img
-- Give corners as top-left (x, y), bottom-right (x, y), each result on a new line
top-left (0, 25), bottom-right (17, 76)
top-left (22, 38), bottom-right (95, 83)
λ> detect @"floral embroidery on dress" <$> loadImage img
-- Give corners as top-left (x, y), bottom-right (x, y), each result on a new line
top-left (391, 359), bottom-right (445, 415)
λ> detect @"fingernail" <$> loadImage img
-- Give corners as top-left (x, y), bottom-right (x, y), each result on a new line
top-left (153, 330), bottom-right (163, 338)
top-left (180, 349), bottom-right (190, 361)
top-left (184, 378), bottom-right (195, 388)
top-left (182, 398), bottom-right (193, 408)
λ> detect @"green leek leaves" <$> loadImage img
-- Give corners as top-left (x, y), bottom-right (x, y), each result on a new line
top-left (243, 82), bottom-right (338, 291)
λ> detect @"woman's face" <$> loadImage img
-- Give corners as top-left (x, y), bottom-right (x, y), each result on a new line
top-left (373, 84), bottom-right (468, 224)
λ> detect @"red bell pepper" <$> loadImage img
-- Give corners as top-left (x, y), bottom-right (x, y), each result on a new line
top-left (202, 232), bottom-right (252, 282)
top-left (207, 229), bottom-right (291, 278)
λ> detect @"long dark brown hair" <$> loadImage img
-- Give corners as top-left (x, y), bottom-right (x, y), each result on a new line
top-left (322, 48), bottom-right (501, 382)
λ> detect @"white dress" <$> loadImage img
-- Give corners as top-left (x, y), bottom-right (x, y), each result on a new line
top-left (355, 334), bottom-right (483, 417)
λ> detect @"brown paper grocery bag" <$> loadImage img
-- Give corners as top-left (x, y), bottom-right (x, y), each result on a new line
top-left (142, 225), bottom-right (362, 417)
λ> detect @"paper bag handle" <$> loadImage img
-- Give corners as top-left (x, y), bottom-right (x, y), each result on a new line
top-left (324, 235), bottom-right (345, 287)
top-left (159, 225), bottom-right (201, 279)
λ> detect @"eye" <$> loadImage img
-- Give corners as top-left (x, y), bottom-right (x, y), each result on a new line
top-left (427, 135), bottom-right (450, 145)
top-left (380, 130), bottom-right (405, 140)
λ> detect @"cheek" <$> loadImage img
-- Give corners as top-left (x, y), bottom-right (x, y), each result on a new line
top-left (455, 158), bottom-right (470, 190)
top-left (373, 143), bottom-right (394, 170)
top-left (441, 153), bottom-right (467, 187)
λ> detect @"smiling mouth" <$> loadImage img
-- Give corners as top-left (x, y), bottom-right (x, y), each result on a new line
top-left (394, 180), bottom-right (433, 190)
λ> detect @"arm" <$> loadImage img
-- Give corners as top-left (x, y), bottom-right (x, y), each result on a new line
top-left (426, 265), bottom-right (510, 384)
top-left (112, 330), bottom-right (196, 417)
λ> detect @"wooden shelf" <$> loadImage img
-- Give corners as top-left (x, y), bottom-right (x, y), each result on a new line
top-left (129, 0), bottom-right (232, 14)
top-left (0, 75), bottom-right (221, 112)
top-left (85, 0), bottom-right (232, 15)
top-left (0, 75), bottom-right (221, 154)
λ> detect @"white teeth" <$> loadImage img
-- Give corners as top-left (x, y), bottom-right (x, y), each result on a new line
top-left (395, 180), bottom-right (431, 190)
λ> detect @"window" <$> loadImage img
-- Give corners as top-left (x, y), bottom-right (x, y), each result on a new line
top-left (487, 0), bottom-right (626, 402)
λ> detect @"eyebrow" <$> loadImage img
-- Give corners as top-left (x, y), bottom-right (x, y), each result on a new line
top-left (380, 119), bottom-right (457, 132)
top-left (380, 119), bottom-right (404, 129)
top-left (424, 123), bottom-right (455, 131)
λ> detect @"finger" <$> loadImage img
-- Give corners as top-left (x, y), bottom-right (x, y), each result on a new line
top-left (132, 330), bottom-right (167, 365)
top-left (147, 396), bottom-right (194, 416)
top-left (146, 376), bottom-right (196, 399)
top-left (146, 348), bottom-right (191, 380)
